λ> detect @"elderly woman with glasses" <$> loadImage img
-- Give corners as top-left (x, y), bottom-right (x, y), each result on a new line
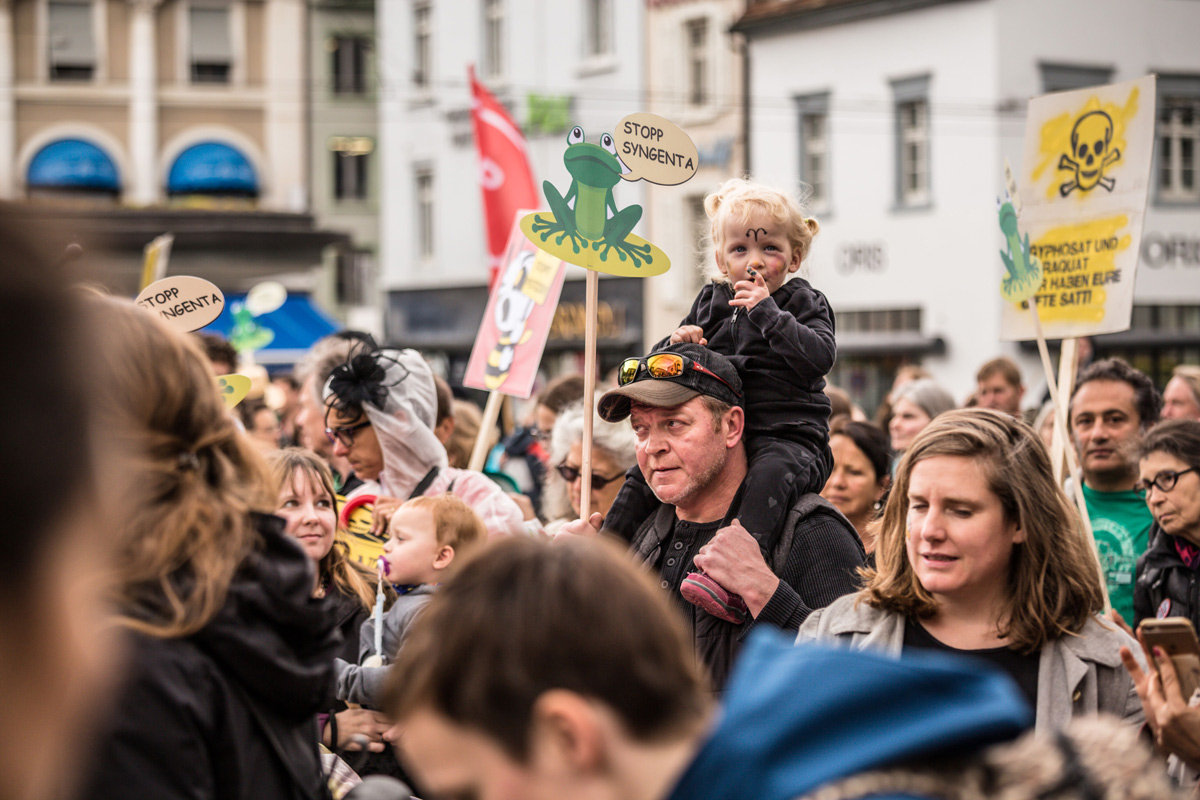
top-left (1122, 419), bottom-right (1200, 788)
top-left (541, 401), bottom-right (637, 537)
top-left (1132, 420), bottom-right (1200, 627)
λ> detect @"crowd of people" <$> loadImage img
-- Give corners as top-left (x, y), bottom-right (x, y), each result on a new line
top-left (7, 178), bottom-right (1200, 800)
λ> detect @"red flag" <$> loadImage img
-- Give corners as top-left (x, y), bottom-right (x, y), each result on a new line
top-left (470, 66), bottom-right (539, 290)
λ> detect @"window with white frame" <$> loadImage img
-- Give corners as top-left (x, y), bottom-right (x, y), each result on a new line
top-left (48, 1), bottom-right (96, 81)
top-left (482, 0), bottom-right (504, 80)
top-left (1157, 76), bottom-right (1200, 205)
top-left (585, 0), bottom-right (612, 58)
top-left (332, 36), bottom-right (370, 95)
top-left (685, 18), bottom-right (708, 107)
top-left (892, 75), bottom-right (930, 208)
top-left (797, 93), bottom-right (829, 211)
top-left (190, 5), bottom-right (232, 84)
top-left (416, 168), bottom-right (435, 258)
top-left (413, 2), bottom-right (431, 89)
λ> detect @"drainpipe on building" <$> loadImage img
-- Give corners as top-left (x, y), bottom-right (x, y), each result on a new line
top-left (738, 32), bottom-right (750, 177)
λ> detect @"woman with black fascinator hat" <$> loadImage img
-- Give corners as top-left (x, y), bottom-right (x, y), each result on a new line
top-left (323, 348), bottom-right (526, 538)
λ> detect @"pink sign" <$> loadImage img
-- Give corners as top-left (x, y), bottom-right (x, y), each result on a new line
top-left (464, 212), bottom-right (566, 399)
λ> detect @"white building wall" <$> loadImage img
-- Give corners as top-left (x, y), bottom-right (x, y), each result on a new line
top-left (747, 0), bottom-right (1200, 409)
top-left (996, 0), bottom-right (1200, 306)
top-left (378, 0), bottom-right (646, 295)
top-left (644, 0), bottom-right (745, 347)
top-left (749, 0), bottom-right (1002, 404)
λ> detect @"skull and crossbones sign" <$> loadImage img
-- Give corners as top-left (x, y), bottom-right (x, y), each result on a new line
top-left (1058, 110), bottom-right (1121, 196)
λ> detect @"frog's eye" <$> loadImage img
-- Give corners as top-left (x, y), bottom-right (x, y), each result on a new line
top-left (600, 133), bottom-right (617, 155)
top-left (567, 127), bottom-right (584, 145)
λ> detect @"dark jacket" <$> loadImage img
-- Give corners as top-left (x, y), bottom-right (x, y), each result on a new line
top-left (630, 493), bottom-right (863, 689)
top-left (80, 514), bottom-right (341, 800)
top-left (1135, 523), bottom-right (1200, 627)
top-left (657, 278), bottom-right (835, 440)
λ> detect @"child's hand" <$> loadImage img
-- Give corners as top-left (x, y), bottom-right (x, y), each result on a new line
top-left (730, 270), bottom-right (769, 310)
top-left (669, 325), bottom-right (707, 346)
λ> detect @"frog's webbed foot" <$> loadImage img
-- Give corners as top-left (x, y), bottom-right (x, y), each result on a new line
top-left (557, 230), bottom-right (586, 254)
top-left (593, 237), bottom-right (654, 268)
top-left (530, 214), bottom-right (586, 254)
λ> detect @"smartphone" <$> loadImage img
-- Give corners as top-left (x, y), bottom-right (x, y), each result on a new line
top-left (1139, 617), bottom-right (1200, 700)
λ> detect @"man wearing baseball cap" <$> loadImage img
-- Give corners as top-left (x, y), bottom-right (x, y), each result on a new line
top-left (564, 342), bottom-right (863, 688)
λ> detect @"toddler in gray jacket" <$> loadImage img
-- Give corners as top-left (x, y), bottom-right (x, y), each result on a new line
top-left (335, 493), bottom-right (487, 708)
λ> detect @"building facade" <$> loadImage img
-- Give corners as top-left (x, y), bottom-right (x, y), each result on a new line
top-left (1, 0), bottom-right (345, 312)
top-left (643, 0), bottom-right (746, 345)
top-left (309, 0), bottom-right (382, 335)
top-left (736, 0), bottom-right (1200, 414)
top-left (377, 0), bottom-right (648, 383)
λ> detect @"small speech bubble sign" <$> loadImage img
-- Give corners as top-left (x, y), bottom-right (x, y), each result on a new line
top-left (136, 275), bottom-right (225, 332)
top-left (614, 112), bottom-right (698, 186)
top-left (245, 280), bottom-right (287, 316)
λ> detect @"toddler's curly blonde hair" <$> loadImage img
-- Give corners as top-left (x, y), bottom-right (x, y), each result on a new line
top-left (702, 178), bottom-right (820, 283)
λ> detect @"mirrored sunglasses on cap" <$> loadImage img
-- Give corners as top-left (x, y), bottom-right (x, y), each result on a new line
top-left (618, 353), bottom-right (740, 397)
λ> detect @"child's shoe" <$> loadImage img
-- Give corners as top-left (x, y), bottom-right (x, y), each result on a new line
top-left (680, 571), bottom-right (747, 624)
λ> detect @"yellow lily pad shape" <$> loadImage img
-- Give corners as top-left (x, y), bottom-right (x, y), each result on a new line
top-left (216, 374), bottom-right (252, 410)
top-left (519, 211), bottom-right (670, 277)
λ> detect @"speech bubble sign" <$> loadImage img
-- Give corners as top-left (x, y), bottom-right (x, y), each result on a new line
top-left (215, 374), bottom-right (252, 410)
top-left (136, 275), bottom-right (225, 332)
top-left (614, 112), bottom-right (698, 185)
top-left (245, 280), bottom-right (287, 316)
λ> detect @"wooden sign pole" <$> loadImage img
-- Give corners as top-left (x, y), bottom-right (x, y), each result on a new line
top-left (1029, 302), bottom-right (1109, 612)
top-left (468, 390), bottom-right (505, 473)
top-left (579, 270), bottom-right (600, 522)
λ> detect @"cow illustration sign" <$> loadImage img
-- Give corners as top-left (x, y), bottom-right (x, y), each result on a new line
top-left (464, 213), bottom-right (566, 399)
top-left (1001, 75), bottom-right (1156, 341)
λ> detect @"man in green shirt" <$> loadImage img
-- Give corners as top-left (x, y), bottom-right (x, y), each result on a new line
top-left (1069, 358), bottom-right (1161, 624)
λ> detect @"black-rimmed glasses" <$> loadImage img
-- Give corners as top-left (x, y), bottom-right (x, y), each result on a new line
top-left (1135, 467), bottom-right (1198, 495)
top-left (325, 419), bottom-right (372, 448)
top-left (556, 464), bottom-right (625, 490)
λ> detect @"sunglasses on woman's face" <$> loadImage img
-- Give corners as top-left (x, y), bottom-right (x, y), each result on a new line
top-left (556, 464), bottom-right (624, 490)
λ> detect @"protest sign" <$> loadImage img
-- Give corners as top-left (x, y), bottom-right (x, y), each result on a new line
top-left (1001, 75), bottom-right (1156, 341)
top-left (465, 213), bottom-right (566, 399)
top-left (615, 113), bottom-right (699, 186)
top-left (519, 117), bottom-right (695, 517)
top-left (136, 275), bottom-right (225, 333)
top-left (216, 374), bottom-right (251, 410)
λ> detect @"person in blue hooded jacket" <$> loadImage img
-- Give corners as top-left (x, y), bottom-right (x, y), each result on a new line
top-left (379, 535), bottom-right (1169, 800)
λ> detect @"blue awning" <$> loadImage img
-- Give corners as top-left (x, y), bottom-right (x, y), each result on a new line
top-left (167, 142), bottom-right (258, 195)
top-left (27, 139), bottom-right (120, 191)
top-left (200, 293), bottom-right (341, 366)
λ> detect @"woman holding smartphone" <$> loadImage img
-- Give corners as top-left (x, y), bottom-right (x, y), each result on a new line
top-left (800, 409), bottom-right (1143, 731)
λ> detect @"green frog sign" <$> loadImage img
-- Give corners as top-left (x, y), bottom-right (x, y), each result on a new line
top-left (520, 113), bottom-right (697, 277)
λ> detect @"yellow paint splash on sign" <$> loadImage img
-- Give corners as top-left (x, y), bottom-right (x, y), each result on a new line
top-left (1032, 87), bottom-right (1140, 201)
top-left (1016, 215), bottom-right (1131, 324)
